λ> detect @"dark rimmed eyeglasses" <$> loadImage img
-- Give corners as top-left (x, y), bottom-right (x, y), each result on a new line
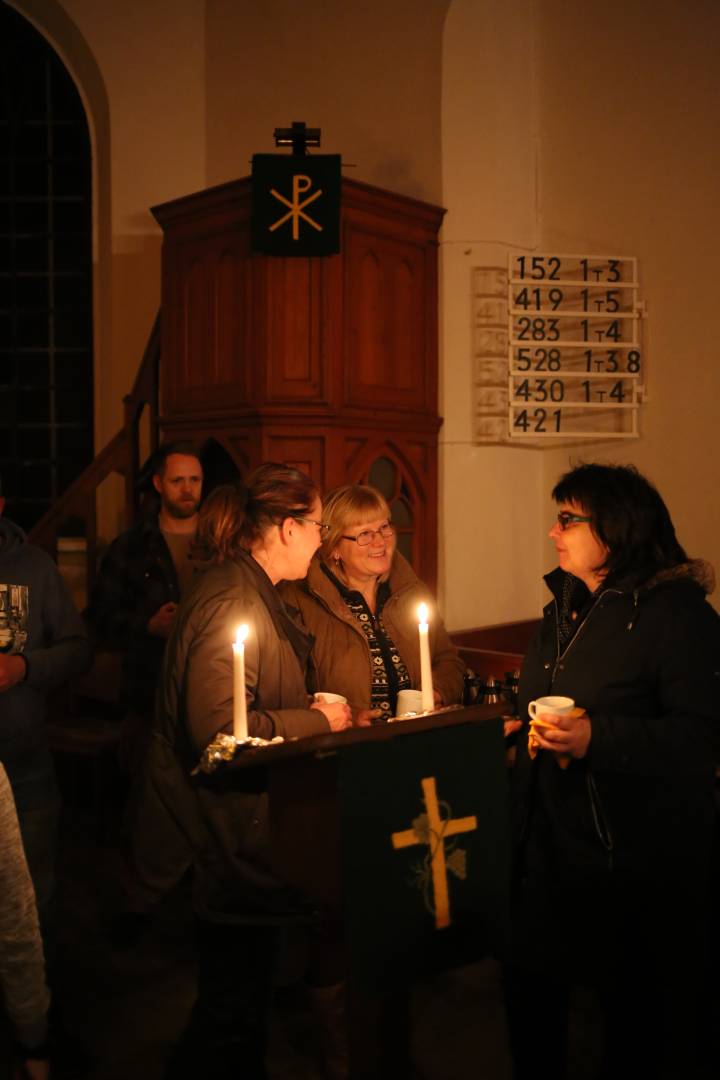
top-left (295, 517), bottom-right (331, 536)
top-left (556, 511), bottom-right (592, 531)
top-left (341, 522), bottom-right (394, 547)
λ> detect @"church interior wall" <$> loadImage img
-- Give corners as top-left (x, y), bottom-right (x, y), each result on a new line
top-left (13, 0), bottom-right (450, 544)
top-left (440, 0), bottom-right (720, 626)
top-left (203, 0), bottom-right (449, 200)
top-left (9, 1), bottom-right (719, 622)
top-left (440, 0), bottom-right (545, 629)
top-left (535, 0), bottom-right (720, 603)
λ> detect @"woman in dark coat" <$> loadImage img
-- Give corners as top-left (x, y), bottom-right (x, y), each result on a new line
top-left (136, 466), bottom-right (352, 1080)
top-left (507, 463), bottom-right (719, 1080)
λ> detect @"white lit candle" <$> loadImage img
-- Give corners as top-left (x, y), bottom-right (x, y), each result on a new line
top-left (232, 624), bottom-right (249, 741)
top-left (417, 603), bottom-right (434, 712)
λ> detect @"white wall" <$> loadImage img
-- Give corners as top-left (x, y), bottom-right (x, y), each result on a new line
top-left (535, 0), bottom-right (720, 597)
top-left (204, 0), bottom-right (449, 201)
top-left (61, 0), bottom-right (207, 449)
top-left (440, 0), bottom-right (720, 623)
top-left (440, 0), bottom-right (546, 629)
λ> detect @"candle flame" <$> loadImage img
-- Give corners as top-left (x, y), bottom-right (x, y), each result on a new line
top-left (418, 603), bottom-right (428, 624)
top-left (235, 624), bottom-right (249, 646)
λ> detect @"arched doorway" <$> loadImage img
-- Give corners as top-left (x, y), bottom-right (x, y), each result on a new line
top-left (0, 3), bottom-right (93, 531)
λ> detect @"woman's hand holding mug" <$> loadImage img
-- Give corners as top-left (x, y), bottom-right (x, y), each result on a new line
top-left (528, 695), bottom-right (591, 760)
top-left (311, 692), bottom-right (352, 731)
top-left (533, 707), bottom-right (591, 759)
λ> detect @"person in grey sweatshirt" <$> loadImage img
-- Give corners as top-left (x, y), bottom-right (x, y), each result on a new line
top-left (0, 761), bottom-right (50, 1079)
top-left (0, 478), bottom-right (92, 937)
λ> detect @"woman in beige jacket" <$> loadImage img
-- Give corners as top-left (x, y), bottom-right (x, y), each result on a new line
top-left (282, 484), bottom-right (464, 722)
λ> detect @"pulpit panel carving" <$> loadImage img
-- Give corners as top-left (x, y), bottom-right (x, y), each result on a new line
top-left (259, 257), bottom-right (329, 403)
top-left (263, 433), bottom-right (325, 486)
top-left (163, 229), bottom-right (252, 415)
top-left (344, 228), bottom-right (429, 410)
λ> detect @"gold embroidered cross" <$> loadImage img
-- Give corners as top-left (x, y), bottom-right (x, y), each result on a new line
top-left (391, 776), bottom-right (477, 929)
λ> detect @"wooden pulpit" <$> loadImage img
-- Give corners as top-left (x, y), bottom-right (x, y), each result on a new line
top-left (219, 704), bottom-right (511, 1078)
top-left (151, 176), bottom-right (445, 587)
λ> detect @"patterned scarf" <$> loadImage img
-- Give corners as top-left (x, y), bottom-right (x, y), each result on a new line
top-left (323, 564), bottom-right (411, 719)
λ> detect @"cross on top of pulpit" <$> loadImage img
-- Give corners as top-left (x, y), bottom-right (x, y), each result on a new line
top-left (273, 120), bottom-right (321, 156)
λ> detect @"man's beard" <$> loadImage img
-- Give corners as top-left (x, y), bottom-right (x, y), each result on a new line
top-left (165, 497), bottom-right (199, 520)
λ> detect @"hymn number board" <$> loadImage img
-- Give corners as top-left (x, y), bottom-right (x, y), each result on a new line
top-left (507, 254), bottom-right (644, 440)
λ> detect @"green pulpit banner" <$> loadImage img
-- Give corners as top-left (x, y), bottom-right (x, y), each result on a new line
top-left (337, 718), bottom-right (511, 989)
top-left (251, 153), bottom-right (341, 256)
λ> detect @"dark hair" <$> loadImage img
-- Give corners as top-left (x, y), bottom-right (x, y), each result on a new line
top-left (552, 463), bottom-right (687, 588)
top-left (152, 441), bottom-right (202, 477)
top-left (192, 464), bottom-right (319, 566)
top-left (191, 485), bottom-right (247, 567)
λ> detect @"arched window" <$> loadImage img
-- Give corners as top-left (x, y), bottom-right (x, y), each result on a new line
top-left (0, 4), bottom-right (93, 531)
top-left (367, 455), bottom-right (415, 565)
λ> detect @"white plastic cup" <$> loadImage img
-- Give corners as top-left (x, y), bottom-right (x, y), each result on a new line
top-left (313, 692), bottom-right (348, 705)
top-left (396, 689), bottom-right (424, 717)
top-left (528, 695), bottom-right (575, 721)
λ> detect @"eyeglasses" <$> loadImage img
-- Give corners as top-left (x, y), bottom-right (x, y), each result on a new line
top-left (295, 517), bottom-right (331, 536)
top-left (341, 522), bottom-right (394, 546)
top-left (556, 511), bottom-right (592, 531)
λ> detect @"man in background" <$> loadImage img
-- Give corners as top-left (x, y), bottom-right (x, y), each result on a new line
top-left (86, 442), bottom-right (204, 771)
top-left (0, 472), bottom-right (92, 940)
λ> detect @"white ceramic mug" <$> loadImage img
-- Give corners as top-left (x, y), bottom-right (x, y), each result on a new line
top-left (528, 695), bottom-right (575, 721)
top-left (396, 689), bottom-right (424, 717)
top-left (313, 692), bottom-right (348, 705)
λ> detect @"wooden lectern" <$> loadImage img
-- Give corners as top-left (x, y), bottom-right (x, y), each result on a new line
top-left (221, 704), bottom-right (511, 1078)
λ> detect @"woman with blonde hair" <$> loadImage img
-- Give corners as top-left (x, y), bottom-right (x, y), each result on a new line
top-left (282, 483), bottom-right (464, 721)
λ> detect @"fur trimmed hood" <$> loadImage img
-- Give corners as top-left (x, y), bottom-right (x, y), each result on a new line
top-left (645, 558), bottom-right (715, 596)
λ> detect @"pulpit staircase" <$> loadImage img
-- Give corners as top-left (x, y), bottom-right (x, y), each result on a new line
top-left (28, 315), bottom-right (160, 834)
top-left (29, 312), bottom-right (160, 584)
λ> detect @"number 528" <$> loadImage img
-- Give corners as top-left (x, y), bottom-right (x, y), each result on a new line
top-left (515, 347), bottom-right (561, 371)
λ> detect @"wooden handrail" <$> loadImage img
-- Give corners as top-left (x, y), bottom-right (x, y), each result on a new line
top-left (122, 311), bottom-right (161, 524)
top-left (29, 312), bottom-right (161, 588)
